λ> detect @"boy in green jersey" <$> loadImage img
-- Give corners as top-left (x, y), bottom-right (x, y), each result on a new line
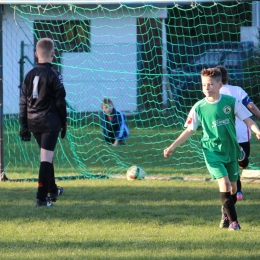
top-left (164, 68), bottom-right (260, 230)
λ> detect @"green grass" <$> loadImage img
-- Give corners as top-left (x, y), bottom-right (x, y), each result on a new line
top-left (0, 179), bottom-right (260, 259)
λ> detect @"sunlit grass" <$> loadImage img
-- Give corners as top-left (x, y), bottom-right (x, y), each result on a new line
top-left (0, 179), bottom-right (260, 259)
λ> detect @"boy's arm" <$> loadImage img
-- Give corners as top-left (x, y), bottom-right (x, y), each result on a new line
top-left (247, 103), bottom-right (260, 120)
top-left (243, 118), bottom-right (260, 139)
top-left (19, 82), bottom-right (28, 130)
top-left (113, 140), bottom-right (119, 146)
top-left (53, 72), bottom-right (67, 127)
top-left (164, 128), bottom-right (194, 158)
top-left (114, 111), bottom-right (126, 146)
top-left (101, 113), bottom-right (107, 135)
top-left (19, 81), bottom-right (31, 141)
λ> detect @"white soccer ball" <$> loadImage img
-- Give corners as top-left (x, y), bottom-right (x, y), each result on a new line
top-left (126, 165), bottom-right (146, 180)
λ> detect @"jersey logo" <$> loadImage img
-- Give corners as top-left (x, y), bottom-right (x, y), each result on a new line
top-left (186, 117), bottom-right (192, 124)
top-left (212, 119), bottom-right (230, 128)
top-left (223, 105), bottom-right (231, 114)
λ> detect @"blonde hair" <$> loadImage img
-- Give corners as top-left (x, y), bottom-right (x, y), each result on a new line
top-left (36, 38), bottom-right (54, 59)
top-left (201, 68), bottom-right (222, 82)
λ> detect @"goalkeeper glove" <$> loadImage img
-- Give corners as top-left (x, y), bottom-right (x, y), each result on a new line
top-left (61, 125), bottom-right (67, 139)
top-left (19, 129), bottom-right (31, 142)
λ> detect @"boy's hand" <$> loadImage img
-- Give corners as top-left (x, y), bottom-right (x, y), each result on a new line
top-left (61, 125), bottom-right (67, 139)
top-left (113, 140), bottom-right (119, 146)
top-left (164, 147), bottom-right (174, 158)
top-left (256, 133), bottom-right (260, 139)
top-left (19, 130), bottom-right (31, 142)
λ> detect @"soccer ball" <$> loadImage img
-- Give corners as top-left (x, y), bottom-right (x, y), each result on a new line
top-left (126, 165), bottom-right (146, 180)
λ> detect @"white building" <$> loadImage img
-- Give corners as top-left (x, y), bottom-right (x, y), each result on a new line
top-left (2, 2), bottom-right (259, 115)
top-left (2, 4), bottom-right (167, 114)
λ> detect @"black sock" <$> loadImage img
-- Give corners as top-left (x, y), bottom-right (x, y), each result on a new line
top-left (48, 163), bottom-right (58, 194)
top-left (37, 161), bottom-right (52, 201)
top-left (220, 192), bottom-right (237, 222)
top-left (237, 176), bottom-right (242, 193)
top-left (231, 193), bottom-right (237, 205)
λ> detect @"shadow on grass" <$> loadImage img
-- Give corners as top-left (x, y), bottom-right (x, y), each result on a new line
top-left (1, 181), bottom-right (260, 225)
top-left (0, 181), bottom-right (260, 260)
top-left (0, 237), bottom-right (259, 260)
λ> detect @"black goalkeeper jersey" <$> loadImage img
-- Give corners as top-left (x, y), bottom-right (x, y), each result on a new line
top-left (19, 63), bottom-right (67, 133)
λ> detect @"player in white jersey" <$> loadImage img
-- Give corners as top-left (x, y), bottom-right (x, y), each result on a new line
top-left (164, 68), bottom-right (260, 230)
top-left (217, 65), bottom-right (260, 201)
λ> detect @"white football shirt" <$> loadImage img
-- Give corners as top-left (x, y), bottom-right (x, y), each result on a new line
top-left (220, 84), bottom-right (252, 143)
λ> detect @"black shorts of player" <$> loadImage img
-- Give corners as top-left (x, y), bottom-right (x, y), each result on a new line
top-left (33, 132), bottom-right (59, 151)
top-left (239, 141), bottom-right (250, 158)
top-left (239, 141), bottom-right (250, 168)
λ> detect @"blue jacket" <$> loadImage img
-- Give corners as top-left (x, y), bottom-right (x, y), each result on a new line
top-left (102, 108), bottom-right (129, 140)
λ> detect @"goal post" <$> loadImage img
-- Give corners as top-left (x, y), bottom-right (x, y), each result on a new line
top-left (0, 5), bottom-right (4, 181)
top-left (1, 2), bottom-right (260, 181)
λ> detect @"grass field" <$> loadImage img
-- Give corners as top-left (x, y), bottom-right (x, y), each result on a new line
top-left (1, 179), bottom-right (260, 259)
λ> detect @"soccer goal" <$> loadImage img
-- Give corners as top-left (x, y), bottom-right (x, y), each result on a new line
top-left (1, 1), bottom-right (260, 181)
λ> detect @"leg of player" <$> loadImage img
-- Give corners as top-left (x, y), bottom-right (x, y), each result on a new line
top-left (34, 132), bottom-right (61, 207)
top-left (237, 143), bottom-right (250, 201)
top-left (36, 148), bottom-right (55, 206)
top-left (48, 160), bottom-right (64, 202)
top-left (236, 176), bottom-right (243, 201)
top-left (217, 176), bottom-right (241, 230)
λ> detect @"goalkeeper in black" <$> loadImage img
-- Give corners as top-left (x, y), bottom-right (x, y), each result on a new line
top-left (19, 38), bottom-right (67, 207)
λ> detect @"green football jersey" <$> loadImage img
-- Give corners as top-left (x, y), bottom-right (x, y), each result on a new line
top-left (185, 94), bottom-right (251, 163)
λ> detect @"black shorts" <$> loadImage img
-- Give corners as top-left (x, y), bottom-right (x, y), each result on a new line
top-left (239, 141), bottom-right (250, 157)
top-left (33, 132), bottom-right (59, 151)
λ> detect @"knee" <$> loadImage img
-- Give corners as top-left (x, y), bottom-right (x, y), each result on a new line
top-left (41, 149), bottom-right (54, 163)
top-left (229, 180), bottom-right (237, 195)
top-left (218, 179), bottom-right (231, 192)
top-left (230, 186), bottom-right (237, 195)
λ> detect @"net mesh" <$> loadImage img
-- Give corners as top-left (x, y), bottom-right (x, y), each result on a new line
top-left (2, 2), bottom-right (260, 180)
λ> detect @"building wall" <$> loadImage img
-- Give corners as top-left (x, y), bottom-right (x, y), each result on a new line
top-left (2, 5), bottom-right (167, 114)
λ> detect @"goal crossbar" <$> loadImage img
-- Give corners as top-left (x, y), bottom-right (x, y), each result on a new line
top-left (0, 0), bottom-right (252, 5)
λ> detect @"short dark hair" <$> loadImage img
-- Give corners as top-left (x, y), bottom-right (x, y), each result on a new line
top-left (201, 68), bottom-right (222, 82)
top-left (215, 65), bottom-right (229, 84)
